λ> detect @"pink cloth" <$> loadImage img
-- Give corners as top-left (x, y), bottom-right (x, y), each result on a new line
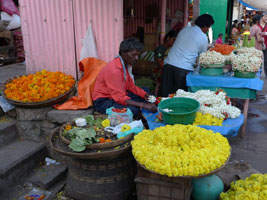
top-left (231, 27), bottom-right (239, 35)
top-left (215, 38), bottom-right (223, 44)
top-left (250, 24), bottom-right (264, 50)
top-left (92, 57), bottom-right (147, 105)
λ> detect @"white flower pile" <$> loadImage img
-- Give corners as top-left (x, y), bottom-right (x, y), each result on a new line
top-left (224, 52), bottom-right (235, 63)
top-left (199, 51), bottom-right (226, 65)
top-left (148, 95), bottom-right (156, 103)
top-left (175, 89), bottom-right (241, 119)
top-left (236, 47), bottom-right (263, 58)
top-left (231, 53), bottom-right (262, 72)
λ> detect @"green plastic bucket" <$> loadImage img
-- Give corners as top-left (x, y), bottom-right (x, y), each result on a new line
top-left (158, 97), bottom-right (200, 125)
top-left (200, 67), bottom-right (224, 76)
top-left (234, 71), bottom-right (256, 78)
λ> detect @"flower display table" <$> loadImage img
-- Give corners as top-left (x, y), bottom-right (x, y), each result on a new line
top-left (186, 72), bottom-right (264, 137)
top-left (142, 110), bottom-right (244, 137)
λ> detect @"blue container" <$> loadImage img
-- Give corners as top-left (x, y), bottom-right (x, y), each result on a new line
top-left (191, 175), bottom-right (224, 200)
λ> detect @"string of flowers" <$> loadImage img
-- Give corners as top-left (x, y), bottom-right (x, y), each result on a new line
top-left (199, 50), bottom-right (226, 66)
top-left (171, 89), bottom-right (241, 119)
top-left (231, 53), bottom-right (262, 72)
top-left (236, 47), bottom-right (263, 58)
top-left (220, 174), bottom-right (267, 199)
top-left (132, 124), bottom-right (230, 177)
top-left (4, 70), bottom-right (75, 102)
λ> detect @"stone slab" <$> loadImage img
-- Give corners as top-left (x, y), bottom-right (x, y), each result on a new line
top-left (27, 163), bottom-right (67, 189)
top-left (47, 109), bottom-right (94, 124)
top-left (16, 121), bottom-right (42, 141)
top-left (16, 107), bottom-right (53, 121)
top-left (0, 119), bottom-right (18, 147)
top-left (0, 140), bottom-right (46, 177)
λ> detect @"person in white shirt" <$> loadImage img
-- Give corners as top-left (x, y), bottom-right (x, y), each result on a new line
top-left (160, 14), bottom-right (214, 97)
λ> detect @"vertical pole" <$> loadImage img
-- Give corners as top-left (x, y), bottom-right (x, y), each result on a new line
top-left (193, 0), bottom-right (200, 22)
top-left (160, 0), bottom-right (167, 44)
top-left (183, 0), bottom-right (189, 27)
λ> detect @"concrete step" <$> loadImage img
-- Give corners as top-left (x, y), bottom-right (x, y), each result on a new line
top-left (0, 139), bottom-right (47, 194)
top-left (0, 118), bottom-right (18, 148)
top-left (26, 163), bottom-right (68, 190)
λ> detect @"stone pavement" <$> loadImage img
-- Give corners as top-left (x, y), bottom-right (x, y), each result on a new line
top-left (0, 63), bottom-right (267, 174)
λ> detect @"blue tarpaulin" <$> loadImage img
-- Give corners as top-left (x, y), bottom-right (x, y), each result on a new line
top-left (238, 0), bottom-right (260, 11)
top-left (142, 110), bottom-right (244, 138)
top-left (186, 72), bottom-right (263, 91)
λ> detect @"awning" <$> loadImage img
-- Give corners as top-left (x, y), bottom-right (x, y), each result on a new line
top-left (238, 0), bottom-right (260, 11)
top-left (239, 0), bottom-right (267, 12)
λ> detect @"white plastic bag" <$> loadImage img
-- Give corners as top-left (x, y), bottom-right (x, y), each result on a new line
top-left (79, 24), bottom-right (98, 61)
top-left (6, 14), bottom-right (20, 30)
top-left (0, 96), bottom-right (15, 112)
top-left (1, 11), bottom-right (12, 21)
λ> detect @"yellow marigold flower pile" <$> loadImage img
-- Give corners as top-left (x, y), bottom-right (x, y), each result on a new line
top-left (4, 70), bottom-right (75, 102)
top-left (132, 124), bottom-right (230, 177)
top-left (220, 174), bottom-right (267, 200)
top-left (193, 112), bottom-right (223, 126)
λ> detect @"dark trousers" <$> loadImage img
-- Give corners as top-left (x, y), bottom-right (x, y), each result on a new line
top-left (160, 64), bottom-right (191, 97)
top-left (93, 91), bottom-right (146, 117)
top-left (263, 49), bottom-right (267, 76)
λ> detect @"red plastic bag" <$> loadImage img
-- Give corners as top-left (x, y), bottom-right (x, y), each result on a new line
top-left (0, 0), bottom-right (20, 16)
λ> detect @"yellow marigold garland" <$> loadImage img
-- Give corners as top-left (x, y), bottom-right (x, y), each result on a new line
top-left (132, 124), bottom-right (230, 177)
top-left (193, 112), bottom-right (223, 126)
top-left (101, 119), bottom-right (110, 128)
top-left (220, 174), bottom-right (267, 200)
top-left (4, 70), bottom-right (75, 102)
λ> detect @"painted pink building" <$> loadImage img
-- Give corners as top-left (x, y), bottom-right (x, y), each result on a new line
top-left (19, 0), bottom-right (186, 79)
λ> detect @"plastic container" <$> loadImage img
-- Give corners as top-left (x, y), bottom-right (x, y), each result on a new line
top-left (200, 64), bottom-right (224, 76)
top-left (158, 97), bottom-right (200, 125)
top-left (234, 71), bottom-right (256, 78)
top-left (106, 107), bottom-right (133, 127)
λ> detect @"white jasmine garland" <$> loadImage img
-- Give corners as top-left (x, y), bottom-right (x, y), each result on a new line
top-left (236, 47), bottom-right (263, 58)
top-left (231, 53), bottom-right (262, 72)
top-left (199, 51), bottom-right (226, 65)
top-left (174, 89), bottom-right (241, 119)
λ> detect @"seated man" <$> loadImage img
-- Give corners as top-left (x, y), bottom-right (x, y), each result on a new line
top-left (92, 38), bottom-right (158, 116)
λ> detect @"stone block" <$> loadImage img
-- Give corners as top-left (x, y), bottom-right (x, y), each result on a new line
top-left (16, 106), bottom-right (52, 121)
top-left (16, 121), bottom-right (42, 141)
top-left (47, 108), bottom-right (94, 124)
top-left (40, 120), bottom-right (58, 129)
top-left (6, 108), bottom-right (16, 118)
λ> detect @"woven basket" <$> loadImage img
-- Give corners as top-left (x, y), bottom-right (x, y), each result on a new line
top-left (2, 75), bottom-right (76, 108)
top-left (133, 60), bottom-right (156, 76)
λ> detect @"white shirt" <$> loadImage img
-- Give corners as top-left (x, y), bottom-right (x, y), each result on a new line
top-left (164, 25), bottom-right (208, 71)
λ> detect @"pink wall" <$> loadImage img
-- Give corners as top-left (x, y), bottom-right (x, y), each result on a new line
top-left (19, 0), bottom-right (123, 79)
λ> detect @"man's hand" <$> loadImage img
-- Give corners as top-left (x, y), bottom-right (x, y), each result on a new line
top-left (144, 93), bottom-right (149, 102)
top-left (143, 103), bottom-right (158, 113)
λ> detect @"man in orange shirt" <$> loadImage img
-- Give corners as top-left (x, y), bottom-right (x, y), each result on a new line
top-left (93, 38), bottom-right (157, 116)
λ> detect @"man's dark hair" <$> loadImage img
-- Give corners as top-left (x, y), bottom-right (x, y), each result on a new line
top-left (252, 15), bottom-right (261, 24)
top-left (218, 33), bottom-right (223, 37)
top-left (164, 29), bottom-right (178, 42)
top-left (119, 37), bottom-right (144, 54)
top-left (195, 14), bottom-right (214, 28)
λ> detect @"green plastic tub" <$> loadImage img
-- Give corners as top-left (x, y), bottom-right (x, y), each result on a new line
top-left (158, 97), bottom-right (200, 125)
top-left (200, 67), bottom-right (224, 76)
top-left (234, 71), bottom-right (256, 78)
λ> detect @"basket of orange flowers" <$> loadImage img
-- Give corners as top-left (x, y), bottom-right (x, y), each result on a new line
top-left (2, 70), bottom-right (76, 108)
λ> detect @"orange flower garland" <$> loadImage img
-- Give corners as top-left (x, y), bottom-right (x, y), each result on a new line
top-left (4, 70), bottom-right (75, 102)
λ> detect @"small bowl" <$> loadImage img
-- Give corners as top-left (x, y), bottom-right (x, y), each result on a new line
top-left (158, 97), bottom-right (200, 125)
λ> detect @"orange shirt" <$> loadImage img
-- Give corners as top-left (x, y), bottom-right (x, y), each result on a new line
top-left (92, 57), bottom-right (147, 105)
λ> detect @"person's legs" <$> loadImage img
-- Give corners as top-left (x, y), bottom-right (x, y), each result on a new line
top-left (173, 67), bottom-right (190, 92)
top-left (263, 49), bottom-right (267, 76)
top-left (160, 64), bottom-right (175, 97)
top-left (93, 98), bottom-right (140, 116)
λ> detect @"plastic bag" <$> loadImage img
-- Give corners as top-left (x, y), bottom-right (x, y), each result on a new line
top-left (0, 0), bottom-right (19, 16)
top-left (6, 14), bottom-right (20, 30)
top-left (0, 96), bottom-right (15, 112)
top-left (80, 24), bottom-right (98, 61)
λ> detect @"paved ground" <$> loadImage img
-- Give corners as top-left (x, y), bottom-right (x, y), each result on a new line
top-left (0, 63), bottom-right (267, 173)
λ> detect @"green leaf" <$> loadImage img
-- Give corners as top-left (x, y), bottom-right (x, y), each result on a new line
top-left (83, 115), bottom-right (95, 126)
top-left (69, 139), bottom-right (86, 152)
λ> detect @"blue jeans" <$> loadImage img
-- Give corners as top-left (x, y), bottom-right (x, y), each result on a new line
top-left (93, 90), bottom-right (148, 116)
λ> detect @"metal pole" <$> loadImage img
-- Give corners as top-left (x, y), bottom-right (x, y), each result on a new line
top-left (184, 0), bottom-right (189, 26)
top-left (160, 0), bottom-right (167, 44)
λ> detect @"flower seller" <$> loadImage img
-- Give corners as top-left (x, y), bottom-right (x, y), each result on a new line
top-left (92, 37), bottom-right (158, 116)
top-left (160, 14), bottom-right (214, 97)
